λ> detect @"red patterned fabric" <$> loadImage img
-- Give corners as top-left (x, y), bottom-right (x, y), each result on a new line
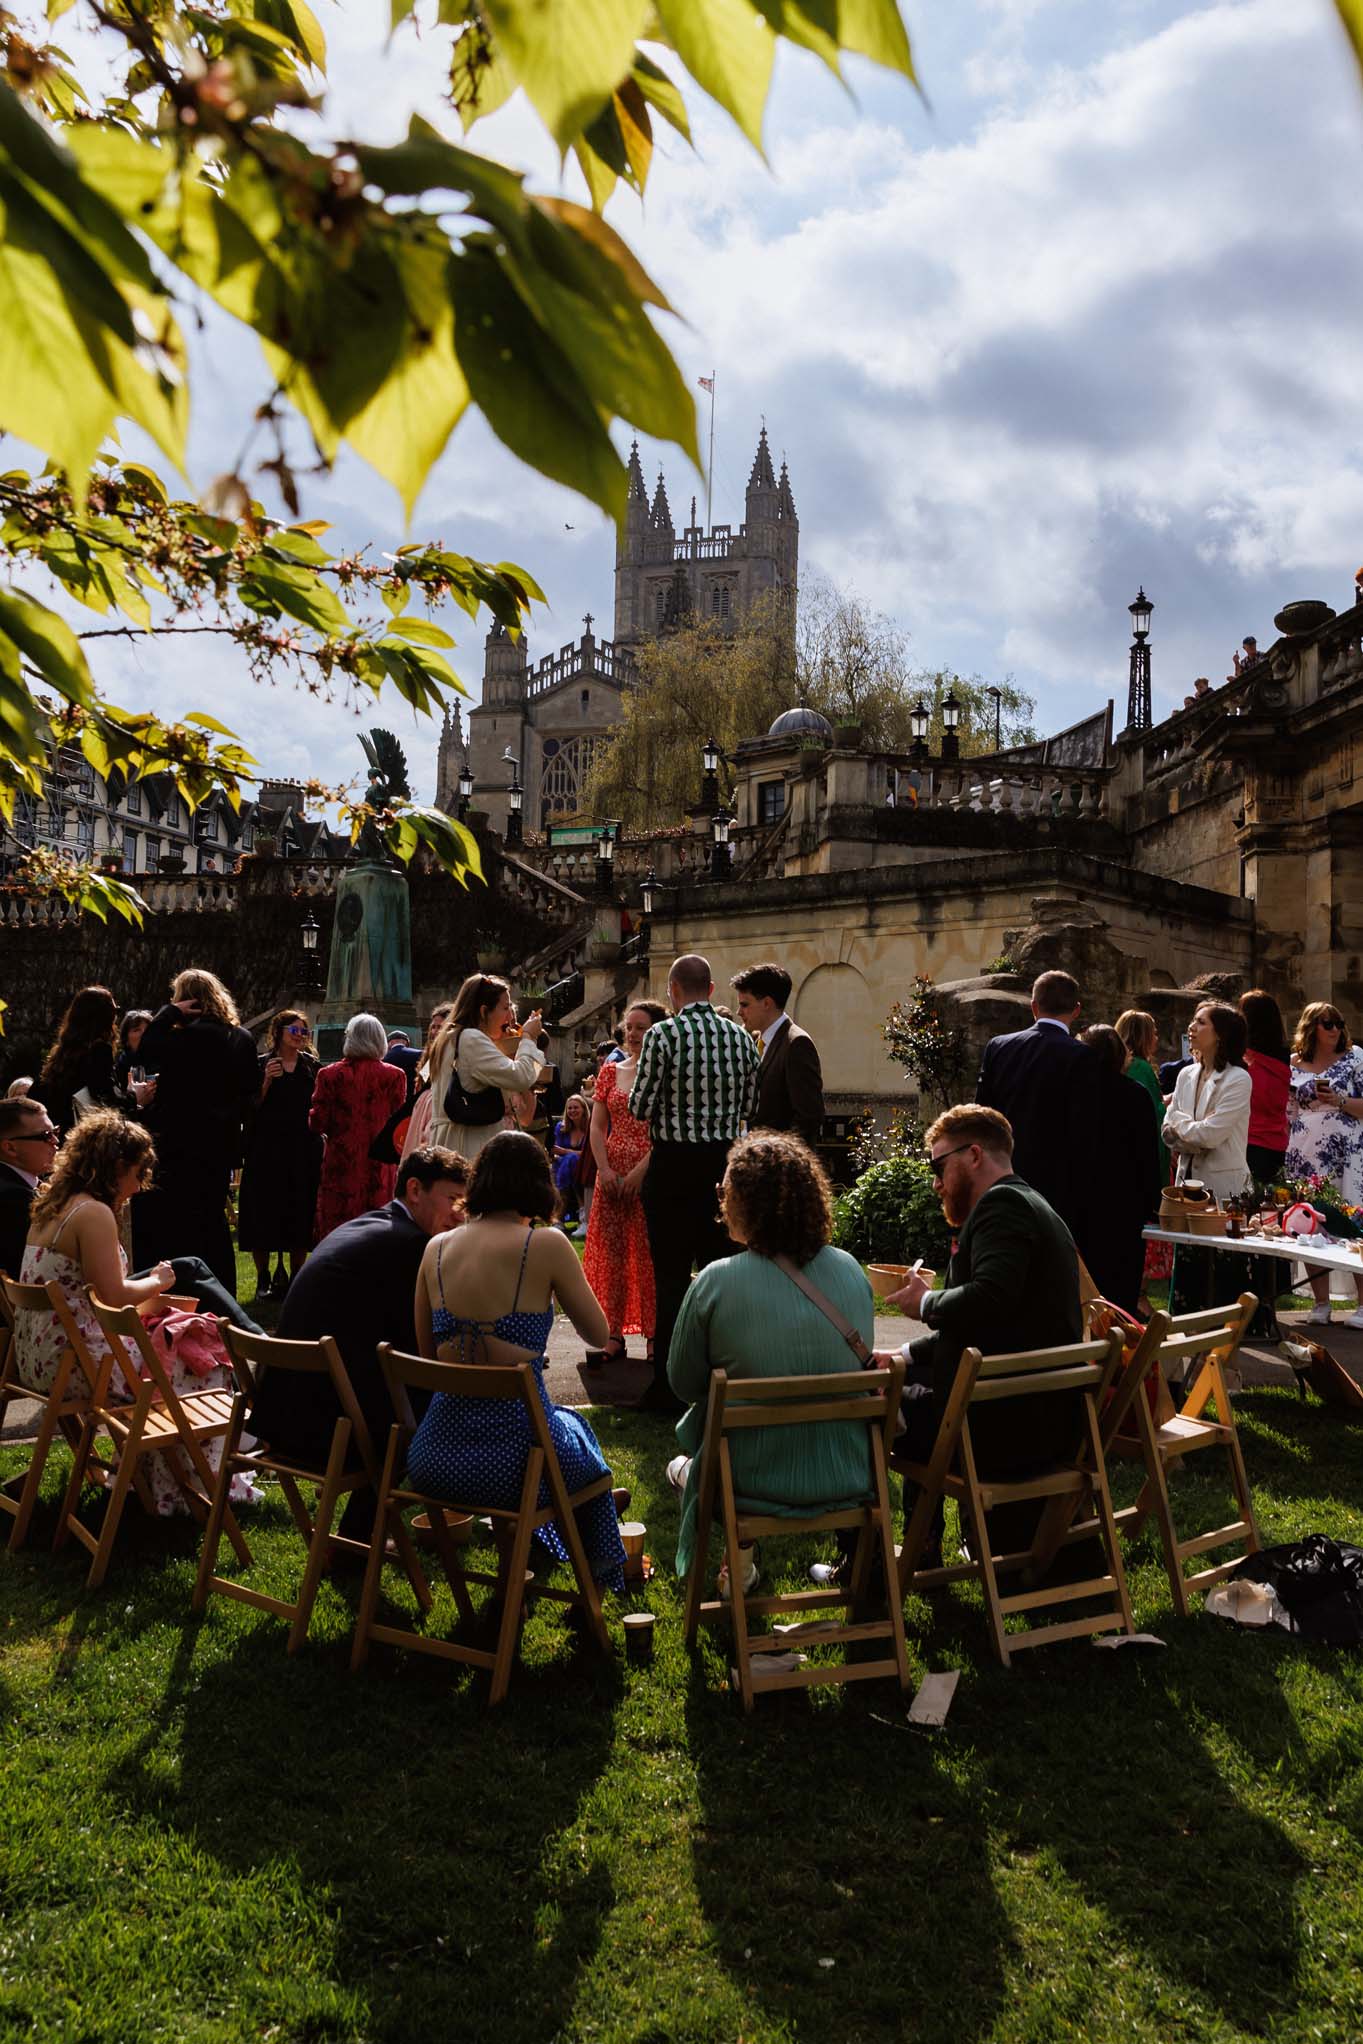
top-left (582, 1061), bottom-right (655, 1338)
top-left (309, 1056), bottom-right (407, 1244)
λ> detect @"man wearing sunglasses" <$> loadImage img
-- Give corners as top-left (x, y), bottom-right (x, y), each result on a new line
top-left (0, 1099), bottom-right (60, 1280)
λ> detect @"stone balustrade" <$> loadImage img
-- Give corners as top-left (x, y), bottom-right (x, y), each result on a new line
top-left (916, 765), bottom-right (1110, 820)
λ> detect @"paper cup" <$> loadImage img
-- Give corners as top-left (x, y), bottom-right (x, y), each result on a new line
top-left (622, 1611), bottom-right (655, 1661)
top-left (410, 1510), bottom-right (473, 1548)
top-left (620, 1521), bottom-right (647, 1580)
top-left (867, 1263), bottom-right (910, 1296)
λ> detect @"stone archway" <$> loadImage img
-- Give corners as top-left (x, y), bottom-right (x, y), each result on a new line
top-left (793, 962), bottom-right (884, 1093)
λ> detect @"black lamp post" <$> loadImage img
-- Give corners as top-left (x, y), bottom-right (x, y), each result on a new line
top-left (1126, 586), bottom-right (1153, 732)
top-left (640, 866), bottom-right (657, 918)
top-left (986, 684), bottom-right (1002, 752)
top-left (506, 769), bottom-right (523, 850)
top-left (594, 821), bottom-right (615, 898)
top-left (941, 688), bottom-right (962, 763)
top-left (710, 803), bottom-right (733, 881)
top-left (299, 908), bottom-right (322, 992)
top-left (909, 697), bottom-right (929, 762)
top-left (457, 765), bottom-right (474, 820)
top-left (700, 735), bottom-right (721, 813)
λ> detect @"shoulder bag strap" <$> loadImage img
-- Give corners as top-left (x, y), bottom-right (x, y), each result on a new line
top-left (772, 1253), bottom-right (873, 1366)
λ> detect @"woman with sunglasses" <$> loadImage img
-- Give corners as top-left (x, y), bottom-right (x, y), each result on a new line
top-left (1286, 1001), bottom-right (1363, 1327)
top-left (236, 1009), bottom-right (321, 1300)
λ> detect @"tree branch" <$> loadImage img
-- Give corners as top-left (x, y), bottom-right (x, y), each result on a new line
top-left (76, 624), bottom-right (244, 642)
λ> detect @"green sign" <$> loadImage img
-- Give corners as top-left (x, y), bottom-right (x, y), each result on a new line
top-left (547, 821), bottom-right (619, 847)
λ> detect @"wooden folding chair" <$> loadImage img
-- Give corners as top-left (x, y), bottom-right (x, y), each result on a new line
top-left (682, 1361), bottom-right (910, 1713)
top-left (351, 1346), bottom-right (612, 1706)
top-left (192, 1325), bottom-right (429, 1651)
top-left (60, 1295), bottom-right (249, 1589)
top-left (1107, 1292), bottom-right (1259, 1616)
top-left (0, 1274), bottom-right (107, 1553)
top-left (894, 1332), bottom-right (1134, 1666)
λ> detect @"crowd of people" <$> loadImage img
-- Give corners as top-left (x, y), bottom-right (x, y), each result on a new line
top-left (1, 954), bottom-right (1359, 1606)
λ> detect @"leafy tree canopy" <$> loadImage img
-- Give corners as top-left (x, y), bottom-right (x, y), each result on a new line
top-left (0, 0), bottom-right (918, 951)
top-left (583, 582), bottom-right (1036, 831)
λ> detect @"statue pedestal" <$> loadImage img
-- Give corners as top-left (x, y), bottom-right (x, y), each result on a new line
top-left (315, 860), bottom-right (418, 1058)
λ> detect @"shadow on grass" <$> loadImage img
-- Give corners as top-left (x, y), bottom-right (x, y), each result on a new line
top-left (101, 1570), bottom-right (623, 2043)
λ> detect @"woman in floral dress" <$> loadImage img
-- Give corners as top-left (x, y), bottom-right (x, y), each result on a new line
top-left (1285, 1001), bottom-right (1363, 1328)
top-left (309, 1013), bottom-right (407, 1243)
top-left (15, 1110), bottom-right (250, 1516)
top-left (581, 1000), bottom-right (667, 1364)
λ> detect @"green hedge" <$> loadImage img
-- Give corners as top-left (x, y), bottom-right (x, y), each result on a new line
top-left (832, 1154), bottom-right (953, 1268)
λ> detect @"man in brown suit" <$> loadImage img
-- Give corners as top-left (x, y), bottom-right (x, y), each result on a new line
top-left (731, 963), bottom-right (825, 1149)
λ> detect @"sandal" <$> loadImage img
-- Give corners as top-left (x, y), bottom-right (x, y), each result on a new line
top-left (586, 1337), bottom-right (627, 1368)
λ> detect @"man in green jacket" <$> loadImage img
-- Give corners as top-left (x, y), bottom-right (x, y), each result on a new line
top-left (880, 1103), bottom-right (1085, 1558)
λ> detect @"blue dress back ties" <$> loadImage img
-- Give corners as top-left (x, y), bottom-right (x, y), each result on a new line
top-left (410, 1224), bottom-right (625, 1589)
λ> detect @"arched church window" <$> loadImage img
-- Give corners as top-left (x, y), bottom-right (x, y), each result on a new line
top-left (539, 736), bottom-right (603, 818)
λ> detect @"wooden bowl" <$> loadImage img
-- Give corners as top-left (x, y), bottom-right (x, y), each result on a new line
top-left (867, 1263), bottom-right (912, 1295)
top-left (410, 1510), bottom-right (473, 1547)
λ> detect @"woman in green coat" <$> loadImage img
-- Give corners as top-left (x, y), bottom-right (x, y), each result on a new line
top-left (664, 1132), bottom-right (875, 1594)
top-left (1117, 1009), bottom-right (1169, 1185)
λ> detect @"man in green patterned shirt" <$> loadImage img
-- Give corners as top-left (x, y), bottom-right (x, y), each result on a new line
top-left (629, 954), bottom-right (762, 1412)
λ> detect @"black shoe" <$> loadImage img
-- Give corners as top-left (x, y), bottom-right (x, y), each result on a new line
top-left (270, 1266), bottom-right (291, 1298)
top-left (634, 1379), bottom-right (685, 1417)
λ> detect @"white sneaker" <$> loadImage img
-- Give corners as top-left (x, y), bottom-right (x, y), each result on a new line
top-left (808, 1561), bottom-right (842, 1588)
top-left (718, 1548), bottom-right (758, 1601)
top-left (665, 1454), bottom-right (691, 1493)
top-left (1344, 1310), bottom-right (1363, 1331)
top-left (1308, 1303), bottom-right (1333, 1324)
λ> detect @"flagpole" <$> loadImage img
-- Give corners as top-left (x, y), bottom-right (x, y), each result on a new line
top-left (706, 371), bottom-right (715, 529)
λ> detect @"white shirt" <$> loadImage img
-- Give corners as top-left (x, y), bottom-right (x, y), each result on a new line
top-left (6, 1163), bottom-right (39, 1189)
top-left (760, 1013), bottom-right (791, 1052)
top-left (1035, 1016), bottom-right (1071, 1033)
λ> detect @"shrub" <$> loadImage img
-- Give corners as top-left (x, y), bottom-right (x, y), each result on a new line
top-left (832, 1153), bottom-right (953, 1268)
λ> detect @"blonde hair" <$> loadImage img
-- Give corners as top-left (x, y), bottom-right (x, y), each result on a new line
top-left (1115, 1010), bottom-right (1157, 1062)
top-left (1293, 1001), bottom-right (1351, 1060)
top-left (171, 968), bottom-right (239, 1028)
top-left (29, 1109), bottom-right (155, 1227)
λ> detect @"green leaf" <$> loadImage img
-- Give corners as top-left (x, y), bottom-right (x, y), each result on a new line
top-left (631, 51), bottom-right (691, 144)
top-left (184, 712), bottom-right (241, 735)
top-left (264, 527), bottom-right (333, 567)
top-left (654, 0), bottom-right (774, 152)
top-left (0, 586), bottom-right (96, 710)
top-left (0, 82), bottom-right (162, 294)
top-left (387, 618), bottom-right (456, 647)
top-left (835, 0), bottom-right (915, 78)
top-left (450, 25), bottom-right (519, 131)
top-left (242, 561), bottom-right (351, 634)
top-left (251, 0), bottom-right (328, 70)
top-left (381, 581), bottom-right (411, 617)
top-left (481, 0), bottom-right (650, 149)
top-left (449, 242), bottom-right (627, 521)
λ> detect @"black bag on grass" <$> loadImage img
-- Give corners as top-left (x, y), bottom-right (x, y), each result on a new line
top-left (1229, 1536), bottom-right (1363, 1646)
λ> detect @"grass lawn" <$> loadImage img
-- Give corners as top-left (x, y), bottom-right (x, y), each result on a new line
top-left (3, 1341), bottom-right (1363, 2041)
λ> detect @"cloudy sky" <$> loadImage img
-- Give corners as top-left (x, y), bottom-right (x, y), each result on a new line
top-left (78, 0), bottom-right (1363, 801)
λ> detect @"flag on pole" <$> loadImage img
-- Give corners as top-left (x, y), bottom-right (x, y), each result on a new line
top-left (697, 375), bottom-right (714, 393)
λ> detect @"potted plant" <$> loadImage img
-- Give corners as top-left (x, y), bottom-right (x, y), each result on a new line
top-left (157, 852), bottom-right (187, 875)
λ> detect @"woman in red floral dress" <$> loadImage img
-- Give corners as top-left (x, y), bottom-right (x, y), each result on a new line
top-left (582, 1000), bottom-right (668, 1363)
top-left (309, 1013), bottom-right (407, 1243)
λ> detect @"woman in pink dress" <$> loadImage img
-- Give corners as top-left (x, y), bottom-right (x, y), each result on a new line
top-left (309, 1013), bottom-right (407, 1243)
top-left (582, 1000), bottom-right (668, 1364)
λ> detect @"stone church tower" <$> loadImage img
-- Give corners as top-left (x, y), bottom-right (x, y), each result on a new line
top-left (462, 425), bottom-right (798, 833)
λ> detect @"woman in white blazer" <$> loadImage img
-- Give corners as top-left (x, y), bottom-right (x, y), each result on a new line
top-left (1162, 1001), bottom-right (1253, 1203)
top-left (428, 973), bottom-right (546, 1162)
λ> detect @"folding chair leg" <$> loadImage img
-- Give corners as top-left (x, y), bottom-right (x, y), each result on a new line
top-left (1084, 1397), bottom-right (1134, 1637)
top-left (1220, 1381), bottom-right (1260, 1558)
top-left (288, 1445), bottom-right (348, 1654)
top-left (543, 1461), bottom-right (609, 1655)
top-left (683, 1439), bottom-right (719, 1646)
top-left (1135, 1394), bottom-right (1188, 1618)
top-left (192, 1407), bottom-right (245, 1613)
top-left (54, 1415), bottom-right (100, 1553)
top-left (86, 1421), bottom-right (145, 1589)
top-left (718, 1446), bottom-right (755, 1714)
top-left (488, 1459), bottom-right (540, 1707)
top-left (6, 1395), bottom-right (64, 1552)
top-left (961, 1429), bottom-right (1011, 1668)
top-left (179, 1432), bottom-right (252, 1568)
top-left (871, 1443), bottom-right (912, 1693)
top-left (351, 1430), bottom-right (403, 1673)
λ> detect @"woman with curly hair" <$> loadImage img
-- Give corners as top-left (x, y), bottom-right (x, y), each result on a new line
top-left (29, 986), bottom-right (120, 1136)
top-left (662, 1132), bottom-right (876, 1596)
top-left (14, 1110), bottom-right (257, 1516)
top-left (133, 967), bottom-right (260, 1288)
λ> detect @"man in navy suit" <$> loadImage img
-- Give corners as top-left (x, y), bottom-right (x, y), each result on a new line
top-left (975, 970), bottom-right (1101, 1262)
top-left (248, 1147), bottom-right (468, 1491)
top-left (0, 1098), bottom-right (58, 1280)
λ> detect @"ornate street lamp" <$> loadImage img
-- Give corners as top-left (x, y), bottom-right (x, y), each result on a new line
top-left (1126, 586), bottom-right (1153, 731)
top-left (299, 908), bottom-right (322, 992)
top-left (457, 765), bottom-right (474, 820)
top-left (909, 697), bottom-right (929, 761)
top-left (594, 821), bottom-right (615, 897)
top-left (700, 735), bottom-right (721, 812)
top-left (710, 803), bottom-right (733, 882)
top-left (640, 866), bottom-right (657, 918)
top-left (506, 768), bottom-right (523, 849)
top-left (941, 688), bottom-right (962, 763)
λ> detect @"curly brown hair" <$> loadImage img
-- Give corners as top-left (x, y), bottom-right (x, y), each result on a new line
top-left (29, 1109), bottom-right (156, 1227)
top-left (720, 1131), bottom-right (832, 1268)
top-left (1292, 1001), bottom-right (1352, 1060)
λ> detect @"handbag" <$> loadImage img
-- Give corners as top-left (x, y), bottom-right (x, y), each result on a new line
top-left (772, 1253), bottom-right (873, 1365)
top-left (442, 1028), bottom-right (506, 1128)
top-left (368, 1097), bottom-right (414, 1166)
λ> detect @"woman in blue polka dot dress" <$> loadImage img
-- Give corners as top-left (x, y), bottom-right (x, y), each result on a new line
top-left (409, 1131), bottom-right (626, 1590)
